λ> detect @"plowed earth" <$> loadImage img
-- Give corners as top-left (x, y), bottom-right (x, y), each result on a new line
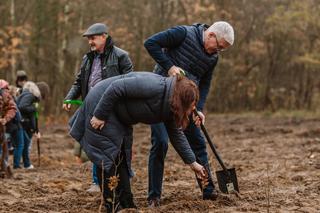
top-left (1, 114), bottom-right (319, 212)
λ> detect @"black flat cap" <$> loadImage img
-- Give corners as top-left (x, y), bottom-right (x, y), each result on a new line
top-left (83, 23), bottom-right (108, 37)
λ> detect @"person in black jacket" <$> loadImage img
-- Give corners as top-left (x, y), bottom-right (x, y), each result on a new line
top-left (63, 23), bottom-right (133, 193)
top-left (63, 23), bottom-right (133, 107)
top-left (144, 21), bottom-right (234, 205)
top-left (16, 81), bottom-right (41, 169)
top-left (69, 72), bottom-right (206, 212)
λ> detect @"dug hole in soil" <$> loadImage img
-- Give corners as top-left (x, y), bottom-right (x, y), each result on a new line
top-left (1, 114), bottom-right (319, 212)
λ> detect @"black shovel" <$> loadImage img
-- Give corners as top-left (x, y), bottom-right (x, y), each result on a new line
top-left (37, 137), bottom-right (41, 167)
top-left (194, 111), bottom-right (239, 193)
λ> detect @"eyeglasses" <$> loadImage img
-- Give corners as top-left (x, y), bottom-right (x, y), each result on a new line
top-left (214, 35), bottom-right (225, 52)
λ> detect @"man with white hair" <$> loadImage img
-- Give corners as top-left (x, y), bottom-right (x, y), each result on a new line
top-left (144, 21), bottom-right (234, 206)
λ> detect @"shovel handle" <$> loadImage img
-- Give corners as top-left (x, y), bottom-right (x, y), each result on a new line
top-left (63, 100), bottom-right (83, 106)
top-left (193, 110), bottom-right (229, 172)
top-left (37, 138), bottom-right (41, 167)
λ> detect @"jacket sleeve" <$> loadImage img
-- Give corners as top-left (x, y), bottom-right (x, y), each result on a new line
top-left (64, 56), bottom-right (87, 100)
top-left (18, 93), bottom-right (36, 114)
top-left (93, 76), bottom-right (161, 121)
top-left (69, 108), bottom-right (85, 142)
top-left (118, 52), bottom-right (133, 74)
top-left (3, 92), bottom-right (17, 123)
top-left (197, 58), bottom-right (218, 111)
top-left (144, 26), bottom-right (186, 72)
top-left (164, 120), bottom-right (196, 164)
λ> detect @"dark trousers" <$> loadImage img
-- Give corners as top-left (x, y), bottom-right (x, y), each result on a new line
top-left (148, 121), bottom-right (215, 200)
top-left (12, 128), bottom-right (24, 168)
top-left (96, 150), bottom-right (136, 212)
top-left (22, 130), bottom-right (32, 168)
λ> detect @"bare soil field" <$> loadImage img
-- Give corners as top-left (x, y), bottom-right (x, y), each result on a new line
top-left (1, 114), bottom-right (319, 212)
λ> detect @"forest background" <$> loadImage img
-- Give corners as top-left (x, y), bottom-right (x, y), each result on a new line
top-left (0, 0), bottom-right (319, 115)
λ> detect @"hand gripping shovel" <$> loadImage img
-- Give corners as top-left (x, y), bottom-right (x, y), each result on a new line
top-left (63, 99), bottom-right (83, 106)
top-left (194, 111), bottom-right (239, 194)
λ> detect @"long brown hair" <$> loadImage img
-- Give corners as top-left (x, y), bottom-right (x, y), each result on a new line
top-left (170, 75), bottom-right (199, 129)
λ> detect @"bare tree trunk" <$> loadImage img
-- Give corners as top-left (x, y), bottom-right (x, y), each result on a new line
top-left (58, 3), bottom-right (69, 75)
top-left (10, 0), bottom-right (16, 82)
top-left (74, 1), bottom-right (84, 75)
top-left (56, 1), bottom-right (70, 115)
top-left (178, 0), bottom-right (189, 23)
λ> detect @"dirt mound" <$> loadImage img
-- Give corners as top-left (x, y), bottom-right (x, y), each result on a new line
top-left (1, 115), bottom-right (320, 212)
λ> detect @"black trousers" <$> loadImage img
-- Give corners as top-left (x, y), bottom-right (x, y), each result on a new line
top-left (96, 149), bottom-right (136, 212)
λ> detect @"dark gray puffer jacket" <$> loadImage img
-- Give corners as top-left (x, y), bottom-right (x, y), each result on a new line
top-left (69, 72), bottom-right (196, 174)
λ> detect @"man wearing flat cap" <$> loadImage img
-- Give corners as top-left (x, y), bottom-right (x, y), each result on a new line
top-left (64, 23), bottom-right (133, 106)
top-left (63, 23), bottom-right (133, 193)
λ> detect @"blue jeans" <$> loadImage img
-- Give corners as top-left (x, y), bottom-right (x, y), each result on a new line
top-left (148, 121), bottom-right (215, 200)
top-left (22, 131), bottom-right (32, 168)
top-left (12, 128), bottom-right (24, 168)
top-left (92, 163), bottom-right (99, 185)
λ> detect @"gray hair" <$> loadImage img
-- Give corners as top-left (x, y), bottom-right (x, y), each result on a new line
top-left (23, 81), bottom-right (41, 99)
top-left (207, 21), bottom-right (234, 45)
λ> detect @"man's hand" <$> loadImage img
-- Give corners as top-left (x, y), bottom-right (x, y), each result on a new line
top-left (35, 132), bottom-right (41, 139)
top-left (193, 111), bottom-right (205, 127)
top-left (90, 116), bottom-right (105, 130)
top-left (189, 162), bottom-right (206, 179)
top-left (168, 65), bottom-right (182, 76)
top-left (62, 103), bottom-right (71, 112)
top-left (75, 156), bottom-right (83, 164)
top-left (0, 118), bottom-right (6, 125)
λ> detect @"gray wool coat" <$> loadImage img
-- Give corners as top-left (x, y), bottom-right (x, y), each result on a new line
top-left (69, 72), bottom-right (196, 174)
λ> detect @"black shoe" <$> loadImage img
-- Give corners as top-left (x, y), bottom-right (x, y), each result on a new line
top-left (203, 189), bottom-right (219, 200)
top-left (120, 195), bottom-right (137, 209)
top-left (148, 197), bottom-right (160, 207)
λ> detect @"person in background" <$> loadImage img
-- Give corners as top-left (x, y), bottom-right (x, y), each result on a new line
top-left (7, 85), bottom-right (24, 169)
top-left (36, 82), bottom-right (50, 101)
top-left (0, 80), bottom-right (17, 163)
top-left (62, 23), bottom-right (133, 193)
top-left (15, 70), bottom-right (28, 95)
top-left (144, 21), bottom-right (235, 206)
top-left (16, 81), bottom-right (41, 169)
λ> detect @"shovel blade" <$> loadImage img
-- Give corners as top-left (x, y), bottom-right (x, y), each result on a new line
top-left (216, 168), bottom-right (239, 193)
